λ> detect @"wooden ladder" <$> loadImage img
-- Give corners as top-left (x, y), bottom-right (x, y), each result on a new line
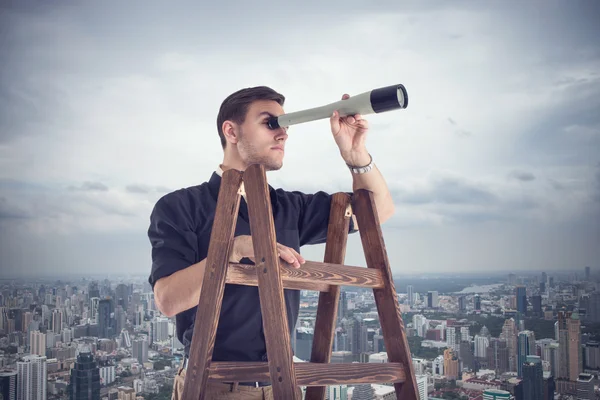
top-left (180, 164), bottom-right (419, 400)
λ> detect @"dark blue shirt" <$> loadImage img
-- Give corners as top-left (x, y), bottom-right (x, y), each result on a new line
top-left (147, 171), bottom-right (356, 361)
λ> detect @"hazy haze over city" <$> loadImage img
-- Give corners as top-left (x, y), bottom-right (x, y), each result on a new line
top-left (1, 1), bottom-right (599, 277)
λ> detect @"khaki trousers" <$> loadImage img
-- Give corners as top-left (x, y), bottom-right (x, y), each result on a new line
top-left (171, 366), bottom-right (302, 399)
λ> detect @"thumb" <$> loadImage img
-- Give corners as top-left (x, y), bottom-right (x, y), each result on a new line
top-left (330, 110), bottom-right (340, 134)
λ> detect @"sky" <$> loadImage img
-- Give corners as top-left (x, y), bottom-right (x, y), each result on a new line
top-left (1, 0), bottom-right (599, 278)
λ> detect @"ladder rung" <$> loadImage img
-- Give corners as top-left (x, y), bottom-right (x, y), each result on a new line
top-left (208, 362), bottom-right (406, 386)
top-left (226, 260), bottom-right (384, 290)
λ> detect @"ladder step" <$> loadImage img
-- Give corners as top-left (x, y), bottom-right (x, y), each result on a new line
top-left (208, 362), bottom-right (406, 386)
top-left (226, 261), bottom-right (384, 291)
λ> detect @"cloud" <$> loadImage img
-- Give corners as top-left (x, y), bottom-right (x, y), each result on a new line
top-left (68, 181), bottom-right (109, 192)
top-left (125, 184), bottom-right (173, 194)
top-left (1, 1), bottom-right (598, 275)
top-left (508, 170), bottom-right (536, 182)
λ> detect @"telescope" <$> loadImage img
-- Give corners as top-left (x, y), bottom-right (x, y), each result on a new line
top-left (267, 84), bottom-right (408, 130)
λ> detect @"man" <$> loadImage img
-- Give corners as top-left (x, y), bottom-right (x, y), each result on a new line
top-left (147, 86), bottom-right (395, 399)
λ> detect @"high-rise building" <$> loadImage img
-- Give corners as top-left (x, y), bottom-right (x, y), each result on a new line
top-left (517, 330), bottom-right (536, 377)
top-left (416, 375), bottom-right (428, 400)
top-left (427, 291), bottom-right (439, 308)
top-left (556, 311), bottom-right (582, 381)
top-left (515, 286), bottom-right (527, 316)
top-left (458, 296), bottom-right (466, 312)
top-left (482, 389), bottom-right (512, 399)
top-left (350, 384), bottom-right (374, 400)
top-left (17, 355), bottom-right (47, 400)
top-left (337, 291), bottom-right (348, 322)
top-left (500, 319), bottom-right (517, 372)
top-left (97, 299), bottom-right (113, 339)
top-left (576, 373), bottom-right (594, 400)
top-left (407, 285), bottom-right (414, 307)
top-left (29, 331), bottom-right (46, 357)
top-left (0, 369), bottom-right (17, 400)
top-left (522, 356), bottom-right (543, 400)
top-left (474, 295), bottom-right (481, 311)
top-left (68, 350), bottom-right (100, 400)
top-left (585, 266), bottom-right (591, 281)
top-left (443, 348), bottom-right (459, 379)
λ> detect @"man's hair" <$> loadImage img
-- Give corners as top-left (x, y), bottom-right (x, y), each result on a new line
top-left (216, 86), bottom-right (285, 149)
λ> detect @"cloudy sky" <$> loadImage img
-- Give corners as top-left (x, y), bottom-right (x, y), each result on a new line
top-left (1, 1), bottom-right (598, 278)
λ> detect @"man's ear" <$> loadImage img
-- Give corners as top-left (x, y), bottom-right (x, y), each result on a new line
top-left (222, 121), bottom-right (239, 145)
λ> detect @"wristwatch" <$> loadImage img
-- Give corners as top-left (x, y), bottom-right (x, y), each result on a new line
top-left (347, 153), bottom-right (374, 174)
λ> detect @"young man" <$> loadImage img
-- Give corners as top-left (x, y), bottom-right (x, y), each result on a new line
top-left (147, 86), bottom-right (395, 399)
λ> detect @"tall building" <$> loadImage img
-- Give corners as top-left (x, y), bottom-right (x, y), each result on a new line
top-left (556, 311), bottom-right (582, 381)
top-left (17, 355), bottom-right (47, 400)
top-left (337, 291), bottom-right (348, 322)
top-left (522, 356), bottom-right (543, 400)
top-left (443, 348), bottom-right (459, 379)
top-left (416, 375), bottom-right (428, 400)
top-left (482, 389), bottom-right (512, 399)
top-left (585, 266), bottom-right (591, 281)
top-left (97, 299), bottom-right (113, 339)
top-left (29, 331), bottom-right (46, 357)
top-left (350, 384), bottom-right (374, 400)
top-left (474, 295), bottom-right (481, 311)
top-left (576, 373), bottom-right (594, 400)
top-left (0, 369), bottom-right (18, 400)
top-left (52, 309), bottom-right (63, 334)
top-left (500, 319), bottom-right (517, 372)
top-left (132, 338), bottom-right (148, 364)
top-left (427, 291), bottom-right (439, 308)
top-left (515, 286), bottom-right (527, 315)
top-left (407, 285), bottom-right (414, 307)
top-left (517, 330), bottom-right (536, 377)
top-left (567, 313), bottom-right (581, 381)
top-left (68, 350), bottom-right (100, 400)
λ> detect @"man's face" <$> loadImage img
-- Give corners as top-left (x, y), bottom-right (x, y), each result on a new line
top-left (236, 100), bottom-right (288, 171)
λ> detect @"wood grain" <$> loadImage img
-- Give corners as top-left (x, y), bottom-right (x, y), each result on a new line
top-left (226, 259), bottom-right (382, 290)
top-left (181, 169), bottom-right (243, 400)
top-left (352, 189), bottom-right (420, 400)
top-left (305, 192), bottom-right (351, 400)
top-left (243, 164), bottom-right (300, 399)
top-left (208, 362), bottom-right (406, 386)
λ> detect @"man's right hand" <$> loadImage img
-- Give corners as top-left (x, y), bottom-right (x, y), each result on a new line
top-left (229, 235), bottom-right (305, 269)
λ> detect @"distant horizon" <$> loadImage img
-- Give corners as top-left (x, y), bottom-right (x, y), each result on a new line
top-left (0, 265), bottom-right (591, 281)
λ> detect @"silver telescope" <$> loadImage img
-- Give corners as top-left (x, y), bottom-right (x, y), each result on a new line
top-left (267, 84), bottom-right (408, 130)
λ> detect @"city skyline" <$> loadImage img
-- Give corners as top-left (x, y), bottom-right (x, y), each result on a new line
top-left (1, 1), bottom-right (599, 277)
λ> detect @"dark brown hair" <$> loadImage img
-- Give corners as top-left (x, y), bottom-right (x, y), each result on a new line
top-left (216, 86), bottom-right (285, 149)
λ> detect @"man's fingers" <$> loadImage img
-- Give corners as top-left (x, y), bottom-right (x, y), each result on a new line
top-left (277, 244), bottom-right (303, 268)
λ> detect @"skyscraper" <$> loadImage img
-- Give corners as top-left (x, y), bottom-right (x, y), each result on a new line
top-left (0, 369), bottom-right (17, 400)
top-left (17, 355), bottom-right (47, 400)
top-left (427, 291), bottom-right (438, 308)
top-left (407, 285), bottom-right (413, 307)
top-left (515, 286), bottom-right (527, 315)
top-left (482, 389), bottom-right (512, 400)
top-left (68, 350), bottom-right (100, 400)
top-left (522, 356), bottom-right (543, 400)
top-left (517, 330), bottom-right (536, 377)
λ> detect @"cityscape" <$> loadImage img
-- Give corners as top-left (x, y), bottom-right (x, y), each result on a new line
top-left (0, 267), bottom-right (598, 400)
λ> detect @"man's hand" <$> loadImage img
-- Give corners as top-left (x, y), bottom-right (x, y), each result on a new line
top-left (229, 235), bottom-right (305, 269)
top-left (330, 94), bottom-right (371, 167)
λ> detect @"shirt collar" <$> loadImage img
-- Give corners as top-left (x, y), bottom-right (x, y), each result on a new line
top-left (210, 165), bottom-right (277, 204)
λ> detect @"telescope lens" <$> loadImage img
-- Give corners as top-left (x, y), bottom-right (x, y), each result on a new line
top-left (370, 84), bottom-right (408, 112)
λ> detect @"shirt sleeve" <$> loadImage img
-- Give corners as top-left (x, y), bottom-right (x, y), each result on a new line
top-left (147, 193), bottom-right (199, 289)
top-left (296, 190), bottom-right (357, 247)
